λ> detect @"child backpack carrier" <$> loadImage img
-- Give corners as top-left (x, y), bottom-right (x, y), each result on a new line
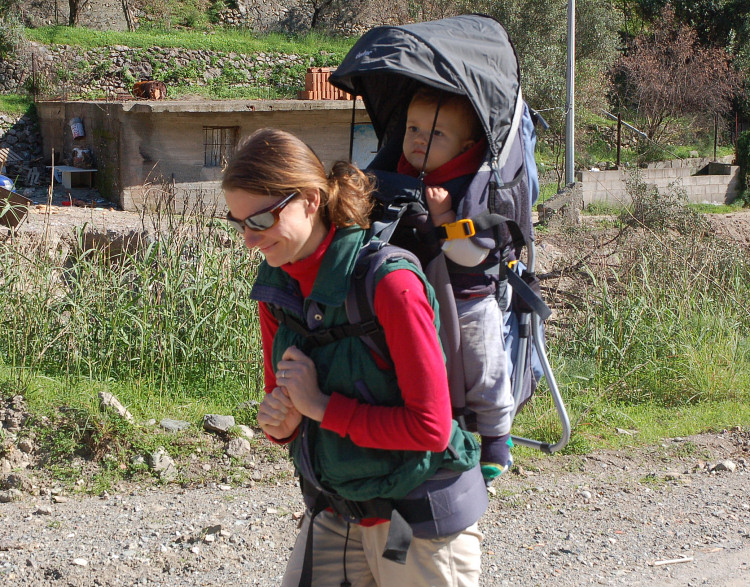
top-left (329, 14), bottom-right (571, 453)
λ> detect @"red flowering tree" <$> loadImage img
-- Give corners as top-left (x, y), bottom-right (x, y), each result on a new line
top-left (613, 7), bottom-right (742, 141)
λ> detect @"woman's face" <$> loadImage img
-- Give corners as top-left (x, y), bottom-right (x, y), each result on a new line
top-left (224, 188), bottom-right (322, 267)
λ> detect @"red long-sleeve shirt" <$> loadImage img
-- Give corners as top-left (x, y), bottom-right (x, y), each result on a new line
top-left (259, 226), bottom-right (452, 452)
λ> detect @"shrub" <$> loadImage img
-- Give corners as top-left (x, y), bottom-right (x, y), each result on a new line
top-left (737, 130), bottom-right (750, 206)
top-left (621, 169), bottom-right (706, 235)
top-left (0, 14), bottom-right (23, 59)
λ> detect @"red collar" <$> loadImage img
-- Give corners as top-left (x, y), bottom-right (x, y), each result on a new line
top-left (282, 225), bottom-right (336, 298)
top-left (397, 138), bottom-right (487, 185)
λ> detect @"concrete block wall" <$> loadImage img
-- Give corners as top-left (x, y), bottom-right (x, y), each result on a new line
top-left (577, 160), bottom-right (741, 207)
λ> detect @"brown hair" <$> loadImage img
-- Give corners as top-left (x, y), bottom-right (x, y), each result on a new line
top-left (222, 128), bottom-right (374, 229)
top-left (409, 86), bottom-right (484, 141)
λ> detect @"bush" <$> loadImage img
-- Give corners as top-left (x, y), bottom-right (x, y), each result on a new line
top-left (737, 130), bottom-right (750, 206)
top-left (622, 169), bottom-right (706, 235)
top-left (0, 14), bottom-right (23, 59)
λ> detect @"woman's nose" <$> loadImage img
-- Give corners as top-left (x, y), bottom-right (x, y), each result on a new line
top-left (244, 228), bottom-right (263, 250)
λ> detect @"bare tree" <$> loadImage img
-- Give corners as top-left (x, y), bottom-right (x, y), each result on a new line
top-left (309, 0), bottom-right (335, 30)
top-left (613, 7), bottom-right (741, 141)
top-left (121, 0), bottom-right (136, 32)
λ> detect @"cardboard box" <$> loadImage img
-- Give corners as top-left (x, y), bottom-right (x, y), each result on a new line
top-left (0, 186), bottom-right (31, 229)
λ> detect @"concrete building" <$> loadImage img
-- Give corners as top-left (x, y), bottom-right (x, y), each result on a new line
top-left (35, 99), bottom-right (375, 212)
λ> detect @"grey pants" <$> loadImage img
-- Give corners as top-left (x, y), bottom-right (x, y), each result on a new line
top-left (456, 295), bottom-right (514, 437)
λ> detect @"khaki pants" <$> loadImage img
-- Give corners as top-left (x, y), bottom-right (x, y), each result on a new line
top-left (281, 510), bottom-right (483, 587)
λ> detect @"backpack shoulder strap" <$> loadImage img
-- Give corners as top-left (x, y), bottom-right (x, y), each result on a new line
top-left (344, 239), bottom-right (423, 365)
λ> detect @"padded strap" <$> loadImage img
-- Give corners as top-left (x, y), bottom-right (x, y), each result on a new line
top-left (382, 509), bottom-right (413, 564)
top-left (507, 267), bottom-right (551, 320)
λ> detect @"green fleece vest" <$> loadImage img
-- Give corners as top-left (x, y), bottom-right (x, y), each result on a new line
top-left (250, 226), bottom-right (480, 501)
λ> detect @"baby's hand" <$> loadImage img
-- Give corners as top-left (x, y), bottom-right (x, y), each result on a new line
top-left (425, 186), bottom-right (451, 215)
top-left (425, 186), bottom-right (456, 226)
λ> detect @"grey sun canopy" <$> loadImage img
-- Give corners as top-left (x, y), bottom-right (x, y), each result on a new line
top-left (329, 14), bottom-right (521, 159)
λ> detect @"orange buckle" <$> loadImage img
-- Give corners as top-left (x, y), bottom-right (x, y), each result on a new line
top-left (442, 219), bottom-right (476, 240)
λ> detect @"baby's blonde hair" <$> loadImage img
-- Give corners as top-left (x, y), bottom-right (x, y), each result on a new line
top-left (409, 87), bottom-right (484, 141)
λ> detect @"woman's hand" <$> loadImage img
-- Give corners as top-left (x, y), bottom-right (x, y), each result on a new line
top-left (276, 346), bottom-right (329, 422)
top-left (257, 386), bottom-right (302, 440)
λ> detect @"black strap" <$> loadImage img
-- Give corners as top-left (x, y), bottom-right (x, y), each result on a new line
top-left (507, 267), bottom-right (551, 320)
top-left (268, 305), bottom-right (382, 348)
top-left (299, 478), bottom-right (414, 577)
top-left (382, 509), bottom-right (413, 564)
top-left (469, 210), bottom-right (526, 253)
top-left (299, 492), bottom-right (328, 587)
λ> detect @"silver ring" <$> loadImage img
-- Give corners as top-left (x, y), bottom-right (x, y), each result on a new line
top-left (280, 370), bottom-right (286, 379)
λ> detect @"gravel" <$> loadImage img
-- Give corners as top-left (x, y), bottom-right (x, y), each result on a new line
top-left (1, 429), bottom-right (748, 586)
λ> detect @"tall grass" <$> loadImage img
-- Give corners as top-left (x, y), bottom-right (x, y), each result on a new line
top-left (2, 172), bottom-right (749, 453)
top-left (0, 191), bottom-right (265, 418)
top-left (513, 171), bottom-right (750, 453)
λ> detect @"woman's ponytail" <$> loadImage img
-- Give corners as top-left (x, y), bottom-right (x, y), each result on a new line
top-left (325, 161), bottom-right (374, 229)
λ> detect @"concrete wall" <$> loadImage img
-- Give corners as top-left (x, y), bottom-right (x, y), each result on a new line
top-left (577, 156), bottom-right (740, 207)
top-left (36, 99), bottom-right (371, 211)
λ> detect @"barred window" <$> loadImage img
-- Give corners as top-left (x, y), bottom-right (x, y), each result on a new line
top-left (203, 126), bottom-right (239, 167)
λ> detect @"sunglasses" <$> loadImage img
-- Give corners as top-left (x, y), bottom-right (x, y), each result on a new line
top-left (226, 192), bottom-right (298, 233)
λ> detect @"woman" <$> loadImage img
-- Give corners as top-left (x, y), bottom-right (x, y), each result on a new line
top-left (222, 128), bottom-right (485, 587)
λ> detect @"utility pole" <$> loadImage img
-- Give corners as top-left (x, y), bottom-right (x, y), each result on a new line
top-left (565, 0), bottom-right (575, 185)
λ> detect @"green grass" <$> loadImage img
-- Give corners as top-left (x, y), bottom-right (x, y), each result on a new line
top-left (2, 196), bottom-right (749, 489)
top-left (25, 26), bottom-right (356, 57)
top-left (0, 94), bottom-right (33, 116)
top-left (688, 201), bottom-right (746, 214)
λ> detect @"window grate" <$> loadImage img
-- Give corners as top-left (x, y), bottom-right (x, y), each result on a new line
top-left (204, 126), bottom-right (239, 167)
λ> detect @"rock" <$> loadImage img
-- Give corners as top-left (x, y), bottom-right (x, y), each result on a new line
top-left (203, 414), bottom-right (235, 433)
top-left (0, 473), bottom-right (32, 492)
top-left (147, 447), bottom-right (178, 482)
top-left (34, 505), bottom-right (52, 515)
top-left (71, 558), bottom-right (88, 566)
top-left (236, 424), bottom-right (255, 442)
top-left (17, 438), bottom-right (34, 453)
top-left (160, 418), bottom-right (191, 432)
top-left (98, 392), bottom-right (134, 422)
top-left (711, 460), bottom-right (737, 473)
top-left (0, 489), bottom-right (22, 503)
top-left (225, 437), bottom-right (252, 459)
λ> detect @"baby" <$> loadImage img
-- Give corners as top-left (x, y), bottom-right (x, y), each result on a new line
top-left (398, 86), bottom-right (516, 485)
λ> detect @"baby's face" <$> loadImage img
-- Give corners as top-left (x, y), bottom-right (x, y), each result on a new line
top-left (403, 101), bottom-right (476, 174)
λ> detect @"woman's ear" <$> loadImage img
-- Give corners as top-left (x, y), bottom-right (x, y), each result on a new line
top-left (301, 188), bottom-right (321, 217)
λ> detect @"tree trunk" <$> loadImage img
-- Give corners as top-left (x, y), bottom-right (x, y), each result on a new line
top-left (121, 0), bottom-right (136, 31)
top-left (68, 0), bottom-right (89, 26)
top-left (310, 0), bottom-right (335, 30)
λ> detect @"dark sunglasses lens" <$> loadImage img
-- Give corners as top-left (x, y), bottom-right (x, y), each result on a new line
top-left (245, 211), bottom-right (276, 231)
top-left (228, 218), bottom-right (245, 233)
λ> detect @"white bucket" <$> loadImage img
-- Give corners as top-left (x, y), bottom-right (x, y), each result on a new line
top-left (69, 117), bottom-right (85, 139)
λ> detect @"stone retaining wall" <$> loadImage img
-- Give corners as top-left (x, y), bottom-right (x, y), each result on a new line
top-left (0, 42), bottom-right (311, 98)
top-left (0, 112), bottom-right (43, 185)
top-left (18, 0), bottom-right (410, 35)
top-left (577, 156), bottom-right (740, 206)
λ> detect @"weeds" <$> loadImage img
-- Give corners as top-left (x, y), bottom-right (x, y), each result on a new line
top-left (621, 169), bottom-right (706, 234)
top-left (527, 172), bottom-right (750, 455)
